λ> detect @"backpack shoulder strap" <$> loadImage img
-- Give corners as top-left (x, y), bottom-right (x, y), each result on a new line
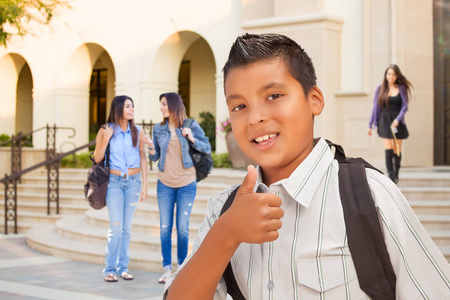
top-left (337, 152), bottom-right (396, 299)
top-left (183, 118), bottom-right (194, 128)
top-left (219, 186), bottom-right (246, 300)
top-left (90, 125), bottom-right (111, 168)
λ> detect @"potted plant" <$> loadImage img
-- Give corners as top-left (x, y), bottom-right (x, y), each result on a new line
top-left (217, 118), bottom-right (255, 169)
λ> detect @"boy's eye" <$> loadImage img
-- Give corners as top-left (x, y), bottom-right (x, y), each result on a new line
top-left (232, 104), bottom-right (246, 112)
top-left (267, 94), bottom-right (282, 101)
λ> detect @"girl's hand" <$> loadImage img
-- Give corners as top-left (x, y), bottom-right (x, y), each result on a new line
top-left (367, 128), bottom-right (372, 136)
top-left (141, 135), bottom-right (154, 147)
top-left (103, 125), bottom-right (114, 141)
top-left (182, 127), bottom-right (195, 143)
top-left (139, 187), bottom-right (147, 202)
top-left (391, 119), bottom-right (399, 128)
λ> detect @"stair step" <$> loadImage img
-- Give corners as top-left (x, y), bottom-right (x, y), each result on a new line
top-left (400, 187), bottom-right (450, 200)
top-left (409, 200), bottom-right (450, 215)
top-left (397, 170), bottom-right (450, 188)
top-left (26, 224), bottom-right (178, 272)
top-left (85, 209), bottom-right (202, 236)
top-left (16, 180), bottom-right (230, 200)
top-left (56, 215), bottom-right (194, 253)
top-left (419, 215), bottom-right (450, 231)
top-left (428, 230), bottom-right (450, 248)
top-left (0, 210), bottom-right (64, 225)
top-left (0, 191), bottom-right (213, 210)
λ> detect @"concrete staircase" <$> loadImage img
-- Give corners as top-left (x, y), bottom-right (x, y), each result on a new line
top-left (0, 167), bottom-right (246, 272)
top-left (1, 166), bottom-right (449, 272)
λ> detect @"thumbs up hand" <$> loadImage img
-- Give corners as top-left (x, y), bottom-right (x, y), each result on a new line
top-left (225, 165), bottom-right (284, 245)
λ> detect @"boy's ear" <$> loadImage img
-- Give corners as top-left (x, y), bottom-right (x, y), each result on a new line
top-left (308, 86), bottom-right (325, 116)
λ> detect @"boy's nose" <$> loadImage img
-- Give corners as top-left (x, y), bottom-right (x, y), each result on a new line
top-left (247, 108), bottom-right (266, 125)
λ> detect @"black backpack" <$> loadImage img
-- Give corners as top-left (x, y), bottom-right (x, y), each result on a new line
top-left (183, 119), bottom-right (213, 182)
top-left (83, 125), bottom-right (111, 210)
top-left (220, 140), bottom-right (397, 300)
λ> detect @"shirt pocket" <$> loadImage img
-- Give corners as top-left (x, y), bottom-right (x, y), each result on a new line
top-left (156, 132), bottom-right (168, 138)
top-left (297, 256), bottom-right (359, 293)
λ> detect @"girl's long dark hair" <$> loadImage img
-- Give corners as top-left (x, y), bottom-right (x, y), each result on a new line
top-left (159, 92), bottom-right (187, 127)
top-left (378, 64), bottom-right (413, 108)
top-left (106, 95), bottom-right (139, 147)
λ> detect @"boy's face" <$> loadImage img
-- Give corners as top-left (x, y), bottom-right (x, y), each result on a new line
top-left (225, 58), bottom-right (324, 182)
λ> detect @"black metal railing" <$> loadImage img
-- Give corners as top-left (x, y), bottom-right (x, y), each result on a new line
top-left (1, 124), bottom-right (76, 234)
top-left (1, 121), bottom-right (155, 234)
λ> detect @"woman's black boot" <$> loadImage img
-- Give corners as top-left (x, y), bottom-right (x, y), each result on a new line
top-left (393, 153), bottom-right (401, 184)
top-left (385, 149), bottom-right (395, 182)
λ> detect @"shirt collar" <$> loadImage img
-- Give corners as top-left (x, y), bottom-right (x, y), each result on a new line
top-left (112, 122), bottom-right (131, 135)
top-left (254, 138), bottom-right (334, 208)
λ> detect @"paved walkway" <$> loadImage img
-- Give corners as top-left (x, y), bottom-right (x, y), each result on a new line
top-left (0, 234), bottom-right (165, 300)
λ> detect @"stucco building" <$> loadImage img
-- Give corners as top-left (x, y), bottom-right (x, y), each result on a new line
top-left (1, 0), bottom-right (448, 168)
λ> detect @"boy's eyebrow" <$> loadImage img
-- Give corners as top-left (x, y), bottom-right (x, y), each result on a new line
top-left (226, 82), bottom-right (286, 103)
top-left (258, 82), bottom-right (286, 92)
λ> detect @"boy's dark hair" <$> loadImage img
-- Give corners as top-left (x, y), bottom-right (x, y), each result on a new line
top-left (223, 33), bottom-right (317, 96)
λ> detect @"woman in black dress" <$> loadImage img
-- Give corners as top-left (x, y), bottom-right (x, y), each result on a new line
top-left (368, 64), bottom-right (413, 183)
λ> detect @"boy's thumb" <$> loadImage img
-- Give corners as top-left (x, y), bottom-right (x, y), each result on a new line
top-left (239, 165), bottom-right (257, 194)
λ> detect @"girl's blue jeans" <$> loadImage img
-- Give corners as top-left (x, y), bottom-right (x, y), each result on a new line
top-left (157, 180), bottom-right (196, 271)
top-left (103, 174), bottom-right (141, 276)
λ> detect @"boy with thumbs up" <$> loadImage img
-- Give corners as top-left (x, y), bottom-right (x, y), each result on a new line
top-left (164, 33), bottom-right (450, 299)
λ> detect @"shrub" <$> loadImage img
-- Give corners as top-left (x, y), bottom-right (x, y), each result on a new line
top-left (0, 133), bottom-right (32, 147)
top-left (198, 111), bottom-right (216, 151)
top-left (0, 134), bottom-right (11, 146)
top-left (212, 152), bottom-right (232, 168)
top-left (60, 153), bottom-right (92, 168)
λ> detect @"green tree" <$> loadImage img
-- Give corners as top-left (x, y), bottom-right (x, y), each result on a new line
top-left (0, 0), bottom-right (67, 47)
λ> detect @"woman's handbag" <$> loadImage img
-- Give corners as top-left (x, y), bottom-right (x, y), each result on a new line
top-left (83, 127), bottom-right (111, 209)
top-left (183, 119), bottom-right (213, 182)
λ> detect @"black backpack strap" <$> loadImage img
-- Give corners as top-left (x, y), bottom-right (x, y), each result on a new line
top-left (101, 125), bottom-right (111, 169)
top-left (338, 158), bottom-right (396, 299)
top-left (183, 118), bottom-right (194, 129)
top-left (220, 186), bottom-right (246, 300)
top-left (182, 118), bottom-right (194, 146)
top-left (90, 125), bottom-right (111, 168)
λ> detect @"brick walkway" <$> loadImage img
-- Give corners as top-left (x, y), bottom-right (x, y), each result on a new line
top-left (0, 234), bottom-right (165, 300)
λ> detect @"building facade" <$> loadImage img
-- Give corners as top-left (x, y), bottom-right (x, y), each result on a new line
top-left (0, 0), bottom-right (446, 168)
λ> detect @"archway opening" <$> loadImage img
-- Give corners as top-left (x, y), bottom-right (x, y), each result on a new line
top-left (16, 63), bottom-right (33, 136)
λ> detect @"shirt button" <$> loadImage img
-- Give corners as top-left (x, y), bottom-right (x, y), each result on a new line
top-left (267, 281), bottom-right (274, 290)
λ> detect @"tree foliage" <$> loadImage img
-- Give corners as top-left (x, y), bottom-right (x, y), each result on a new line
top-left (0, 0), bottom-right (67, 47)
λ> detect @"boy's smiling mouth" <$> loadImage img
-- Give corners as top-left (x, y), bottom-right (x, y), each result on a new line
top-left (253, 133), bottom-right (279, 145)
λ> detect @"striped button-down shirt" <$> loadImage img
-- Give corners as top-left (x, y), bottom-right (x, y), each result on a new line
top-left (166, 138), bottom-right (450, 299)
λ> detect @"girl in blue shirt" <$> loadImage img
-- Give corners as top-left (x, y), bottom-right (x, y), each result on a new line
top-left (93, 95), bottom-right (148, 282)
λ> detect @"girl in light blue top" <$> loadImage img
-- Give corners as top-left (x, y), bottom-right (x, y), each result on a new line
top-left (93, 95), bottom-right (148, 282)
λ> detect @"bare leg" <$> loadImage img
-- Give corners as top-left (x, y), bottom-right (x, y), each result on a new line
top-left (394, 139), bottom-right (403, 155)
top-left (382, 138), bottom-right (394, 150)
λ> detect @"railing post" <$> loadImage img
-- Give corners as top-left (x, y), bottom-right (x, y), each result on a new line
top-left (46, 124), bottom-right (59, 215)
top-left (139, 120), bottom-right (154, 171)
top-left (11, 134), bottom-right (22, 183)
top-left (4, 176), bottom-right (18, 234)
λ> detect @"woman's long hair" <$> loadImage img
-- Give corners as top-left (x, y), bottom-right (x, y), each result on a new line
top-left (106, 95), bottom-right (139, 147)
top-left (159, 92), bottom-right (187, 127)
top-left (378, 64), bottom-right (413, 109)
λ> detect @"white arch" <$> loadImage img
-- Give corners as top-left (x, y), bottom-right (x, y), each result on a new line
top-left (51, 43), bottom-right (116, 149)
top-left (0, 53), bottom-right (29, 135)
